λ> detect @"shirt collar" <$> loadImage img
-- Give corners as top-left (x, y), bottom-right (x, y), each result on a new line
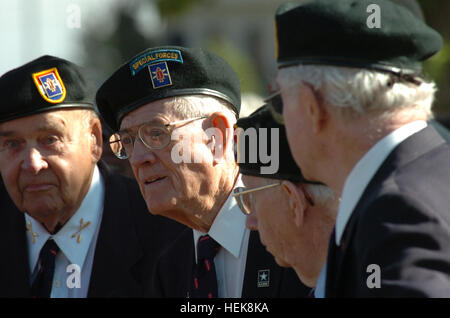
top-left (25, 165), bottom-right (105, 273)
top-left (335, 120), bottom-right (427, 245)
top-left (314, 262), bottom-right (327, 298)
top-left (193, 175), bottom-right (246, 259)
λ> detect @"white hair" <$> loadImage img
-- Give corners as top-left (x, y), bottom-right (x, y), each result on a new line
top-left (277, 65), bottom-right (437, 121)
top-left (168, 95), bottom-right (238, 163)
top-left (169, 95), bottom-right (237, 125)
top-left (303, 183), bottom-right (336, 207)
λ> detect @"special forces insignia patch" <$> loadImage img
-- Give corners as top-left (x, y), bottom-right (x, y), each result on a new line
top-left (149, 62), bottom-right (172, 89)
top-left (32, 68), bottom-right (66, 103)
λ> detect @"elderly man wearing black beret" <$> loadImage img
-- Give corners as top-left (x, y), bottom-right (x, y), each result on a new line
top-left (96, 46), bottom-right (310, 298)
top-left (0, 55), bottom-right (185, 298)
top-left (269, 0), bottom-right (450, 297)
top-left (234, 105), bottom-right (338, 296)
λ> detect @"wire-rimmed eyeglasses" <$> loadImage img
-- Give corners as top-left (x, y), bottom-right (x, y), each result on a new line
top-left (232, 183), bottom-right (281, 215)
top-left (233, 181), bottom-right (316, 215)
top-left (265, 92), bottom-right (284, 125)
top-left (109, 116), bottom-right (207, 159)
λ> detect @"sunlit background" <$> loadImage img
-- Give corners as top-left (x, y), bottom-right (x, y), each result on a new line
top-left (0, 0), bottom-right (449, 118)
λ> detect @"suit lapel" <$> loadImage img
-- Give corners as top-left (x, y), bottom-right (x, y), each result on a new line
top-left (241, 231), bottom-right (283, 297)
top-left (0, 193), bottom-right (30, 297)
top-left (87, 164), bottom-right (143, 297)
top-left (328, 125), bottom-right (447, 294)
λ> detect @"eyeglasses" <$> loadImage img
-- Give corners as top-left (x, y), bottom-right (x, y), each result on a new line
top-left (232, 183), bottom-right (281, 215)
top-left (265, 82), bottom-right (320, 126)
top-left (109, 116), bottom-right (207, 159)
top-left (265, 92), bottom-right (284, 125)
top-left (233, 182), bottom-right (316, 215)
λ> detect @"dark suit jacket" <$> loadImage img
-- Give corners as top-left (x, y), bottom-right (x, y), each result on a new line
top-left (149, 228), bottom-right (311, 298)
top-left (326, 125), bottom-right (450, 297)
top-left (0, 162), bottom-right (186, 297)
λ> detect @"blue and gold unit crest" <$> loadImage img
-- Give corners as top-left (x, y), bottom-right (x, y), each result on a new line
top-left (149, 62), bottom-right (172, 89)
top-left (32, 67), bottom-right (66, 103)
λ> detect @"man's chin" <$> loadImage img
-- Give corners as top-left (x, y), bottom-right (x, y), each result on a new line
top-left (23, 201), bottom-right (62, 220)
top-left (274, 255), bottom-right (290, 268)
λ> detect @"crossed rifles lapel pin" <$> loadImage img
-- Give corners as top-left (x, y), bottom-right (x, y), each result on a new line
top-left (26, 218), bottom-right (90, 244)
top-left (26, 220), bottom-right (39, 244)
top-left (71, 218), bottom-right (91, 243)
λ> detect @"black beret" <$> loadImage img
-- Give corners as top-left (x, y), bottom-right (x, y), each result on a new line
top-left (275, 0), bottom-right (443, 80)
top-left (235, 104), bottom-right (319, 184)
top-left (96, 46), bottom-right (241, 132)
top-left (391, 0), bottom-right (424, 21)
top-left (0, 55), bottom-right (95, 123)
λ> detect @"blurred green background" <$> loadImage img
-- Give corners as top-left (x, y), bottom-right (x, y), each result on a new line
top-left (0, 0), bottom-right (446, 177)
top-left (80, 0), bottom-right (449, 119)
top-left (0, 0), bottom-right (447, 118)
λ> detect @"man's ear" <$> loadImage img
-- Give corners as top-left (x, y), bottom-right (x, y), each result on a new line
top-left (300, 83), bottom-right (327, 135)
top-left (281, 180), bottom-right (308, 227)
top-left (90, 117), bottom-right (103, 163)
top-left (206, 112), bottom-right (233, 164)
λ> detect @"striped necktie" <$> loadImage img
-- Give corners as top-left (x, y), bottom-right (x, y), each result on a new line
top-left (192, 234), bottom-right (221, 298)
top-left (31, 238), bottom-right (59, 298)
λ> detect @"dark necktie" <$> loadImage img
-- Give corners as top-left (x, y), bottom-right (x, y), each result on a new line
top-left (192, 234), bottom-right (221, 298)
top-left (31, 238), bottom-right (59, 298)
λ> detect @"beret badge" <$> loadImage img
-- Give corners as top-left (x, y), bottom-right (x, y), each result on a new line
top-left (31, 67), bottom-right (66, 104)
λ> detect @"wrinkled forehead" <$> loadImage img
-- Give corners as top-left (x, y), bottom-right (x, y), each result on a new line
top-left (120, 97), bottom-right (181, 130)
top-left (241, 174), bottom-right (270, 188)
top-left (0, 109), bottom-right (81, 135)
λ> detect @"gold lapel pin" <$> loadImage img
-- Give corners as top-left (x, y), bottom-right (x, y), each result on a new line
top-left (26, 220), bottom-right (39, 244)
top-left (71, 218), bottom-right (91, 243)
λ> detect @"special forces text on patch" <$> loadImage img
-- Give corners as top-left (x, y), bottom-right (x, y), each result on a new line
top-left (129, 49), bottom-right (183, 76)
top-left (32, 67), bottom-right (66, 103)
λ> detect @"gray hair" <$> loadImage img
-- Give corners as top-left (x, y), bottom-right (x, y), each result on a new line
top-left (77, 108), bottom-right (100, 130)
top-left (277, 65), bottom-right (436, 121)
top-left (169, 95), bottom-right (238, 125)
top-left (168, 95), bottom-right (238, 163)
top-left (303, 183), bottom-right (336, 207)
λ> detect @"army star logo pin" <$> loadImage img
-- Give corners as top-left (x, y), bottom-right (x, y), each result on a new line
top-left (257, 269), bottom-right (270, 288)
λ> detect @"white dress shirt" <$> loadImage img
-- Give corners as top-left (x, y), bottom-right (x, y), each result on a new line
top-left (193, 175), bottom-right (250, 298)
top-left (315, 120), bottom-right (427, 296)
top-left (25, 165), bottom-right (105, 298)
top-left (314, 261), bottom-right (327, 298)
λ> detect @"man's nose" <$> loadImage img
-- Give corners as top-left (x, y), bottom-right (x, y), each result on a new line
top-left (245, 212), bottom-right (258, 231)
top-left (128, 136), bottom-right (157, 168)
top-left (21, 147), bottom-right (48, 174)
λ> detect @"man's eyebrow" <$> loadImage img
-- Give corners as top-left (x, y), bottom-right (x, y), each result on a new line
top-left (0, 120), bottom-right (66, 137)
top-left (0, 131), bottom-right (14, 137)
top-left (119, 119), bottom-right (167, 133)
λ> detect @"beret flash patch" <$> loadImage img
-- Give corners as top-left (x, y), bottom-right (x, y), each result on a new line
top-left (32, 67), bottom-right (66, 103)
top-left (129, 49), bottom-right (183, 76)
